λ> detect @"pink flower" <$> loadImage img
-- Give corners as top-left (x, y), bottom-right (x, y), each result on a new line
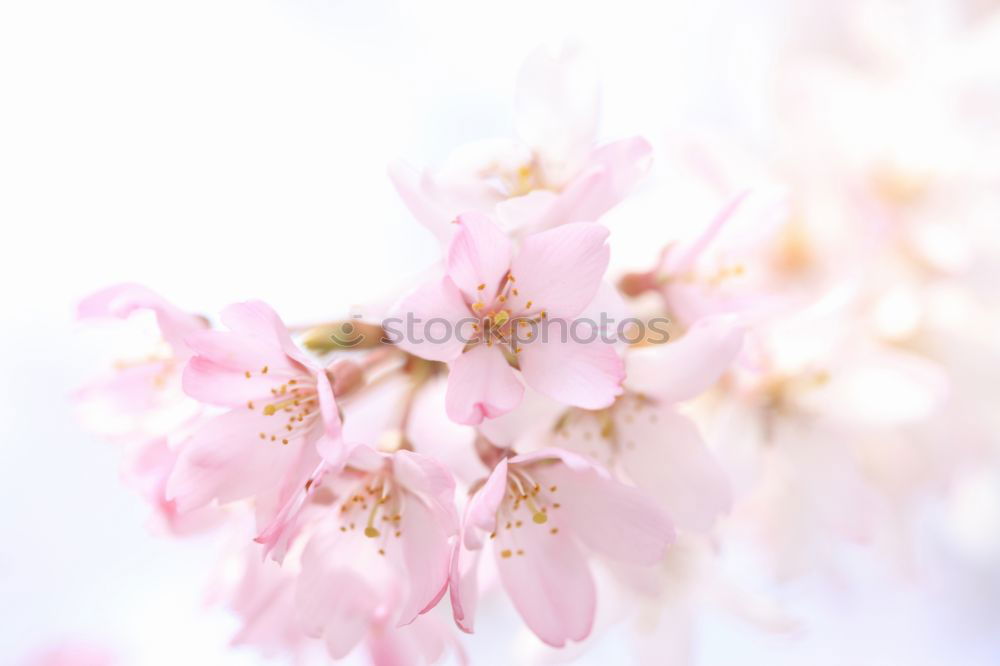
top-left (77, 284), bottom-right (217, 533)
top-left (221, 540), bottom-right (466, 666)
top-left (390, 213), bottom-right (624, 425)
top-left (166, 301), bottom-right (343, 517)
top-left (122, 436), bottom-right (221, 535)
top-left (76, 283), bottom-right (207, 441)
top-left (545, 320), bottom-right (741, 534)
top-left (450, 448), bottom-right (674, 647)
top-left (294, 445), bottom-right (458, 658)
top-left (622, 190), bottom-right (794, 328)
top-left (389, 44), bottom-right (651, 244)
top-left (222, 548), bottom-right (313, 662)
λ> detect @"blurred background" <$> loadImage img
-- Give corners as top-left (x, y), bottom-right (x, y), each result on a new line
top-left (1, 0), bottom-right (998, 664)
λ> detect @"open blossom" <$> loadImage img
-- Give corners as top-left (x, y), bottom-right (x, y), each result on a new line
top-left (293, 445), bottom-right (458, 659)
top-left (543, 316), bottom-right (743, 533)
top-left (166, 301), bottom-right (343, 519)
top-left (389, 43), bottom-right (652, 243)
top-left (390, 212), bottom-right (624, 425)
top-left (450, 448), bottom-right (674, 647)
top-left (76, 284), bottom-right (217, 533)
top-left (220, 537), bottom-right (465, 666)
top-left (76, 283), bottom-right (207, 441)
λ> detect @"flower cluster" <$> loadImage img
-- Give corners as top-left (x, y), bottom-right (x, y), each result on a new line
top-left (76, 32), bottom-right (994, 665)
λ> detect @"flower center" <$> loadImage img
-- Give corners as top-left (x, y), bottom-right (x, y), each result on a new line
top-left (243, 368), bottom-right (320, 445)
top-left (489, 466), bottom-right (563, 559)
top-left (335, 472), bottom-right (404, 557)
top-left (467, 273), bottom-right (548, 357)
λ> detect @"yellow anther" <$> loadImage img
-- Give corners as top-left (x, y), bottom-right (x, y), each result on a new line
top-left (364, 526), bottom-right (380, 538)
top-left (532, 512), bottom-right (548, 524)
top-left (261, 365), bottom-right (268, 374)
top-left (244, 371), bottom-right (251, 379)
top-left (493, 310), bottom-right (510, 327)
top-left (477, 283), bottom-right (485, 291)
top-left (501, 549), bottom-right (512, 559)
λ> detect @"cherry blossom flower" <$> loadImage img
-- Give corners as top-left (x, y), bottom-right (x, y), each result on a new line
top-left (76, 283), bottom-right (216, 533)
top-left (76, 283), bottom-right (207, 442)
top-left (450, 448), bottom-right (674, 647)
top-left (166, 301), bottom-right (343, 521)
top-left (292, 445), bottom-right (458, 658)
top-left (390, 212), bottom-right (624, 425)
top-left (389, 44), bottom-right (652, 244)
top-left (544, 317), bottom-right (743, 533)
top-left (220, 538), bottom-right (465, 666)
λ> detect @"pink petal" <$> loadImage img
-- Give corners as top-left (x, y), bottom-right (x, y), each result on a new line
top-left (476, 386), bottom-right (564, 449)
top-left (625, 315), bottom-right (745, 403)
top-left (518, 336), bottom-right (623, 410)
top-left (446, 212), bottom-right (513, 298)
top-left (166, 410), bottom-right (305, 511)
top-left (296, 527), bottom-right (379, 658)
top-left (392, 450), bottom-right (458, 531)
top-left (616, 402), bottom-right (731, 533)
top-left (387, 161), bottom-right (455, 244)
top-left (395, 491), bottom-right (455, 625)
top-left (404, 376), bottom-right (483, 484)
top-left (367, 615), bottom-right (451, 666)
top-left (445, 345), bottom-right (524, 425)
top-left (77, 282), bottom-right (205, 353)
top-left (181, 339), bottom-right (301, 408)
top-left (448, 539), bottom-right (482, 634)
top-left (388, 277), bottom-right (472, 363)
top-left (315, 367), bottom-right (342, 438)
top-left (557, 137), bottom-right (653, 224)
top-left (661, 191), bottom-right (750, 276)
top-left (220, 301), bottom-right (313, 367)
top-left (493, 513), bottom-right (596, 647)
top-left (254, 457), bottom-right (330, 563)
top-left (494, 190), bottom-right (560, 235)
top-left (463, 458), bottom-right (509, 549)
top-left (533, 457), bottom-right (675, 564)
top-left (508, 222), bottom-right (610, 320)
